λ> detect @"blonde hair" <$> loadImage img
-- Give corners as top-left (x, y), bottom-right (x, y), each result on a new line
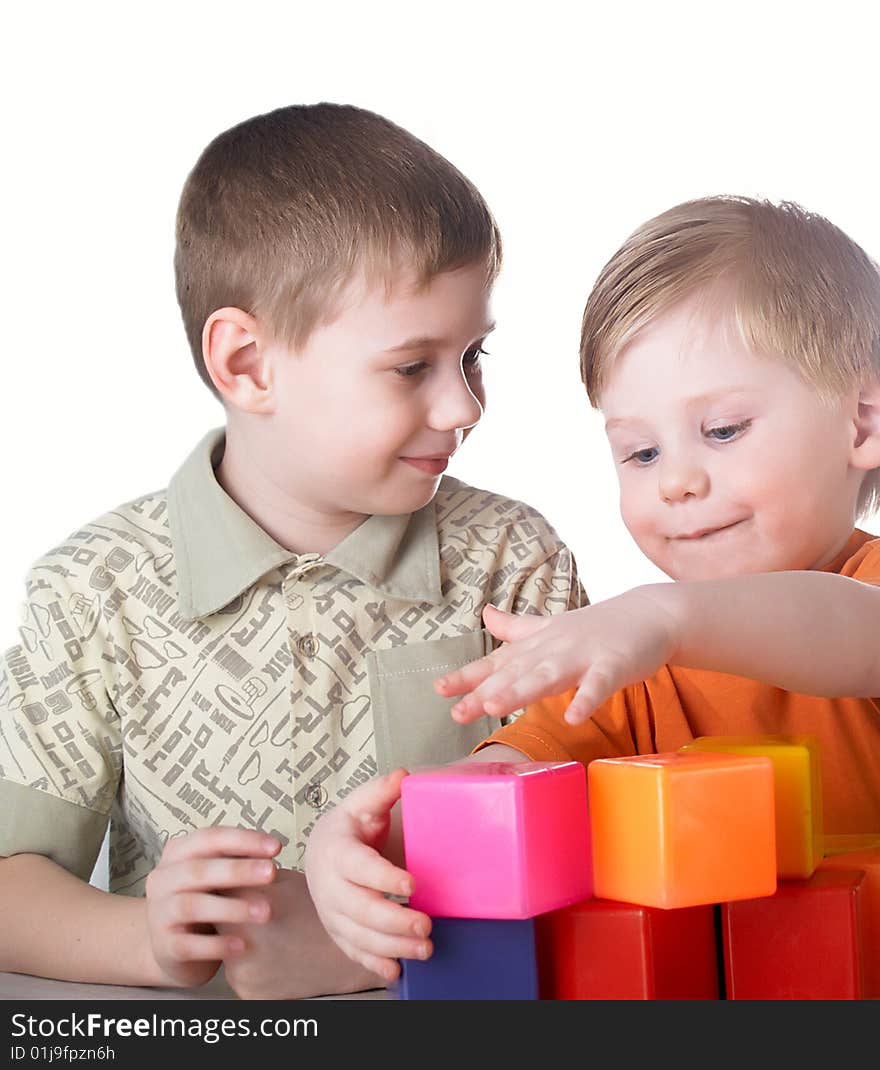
top-left (581, 196), bottom-right (880, 518)
top-left (175, 103), bottom-right (502, 397)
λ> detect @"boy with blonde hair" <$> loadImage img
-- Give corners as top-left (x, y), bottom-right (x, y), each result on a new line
top-left (0, 103), bottom-right (584, 998)
top-left (306, 196), bottom-right (880, 980)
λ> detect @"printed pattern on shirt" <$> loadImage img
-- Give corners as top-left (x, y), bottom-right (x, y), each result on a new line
top-left (0, 481), bottom-right (584, 895)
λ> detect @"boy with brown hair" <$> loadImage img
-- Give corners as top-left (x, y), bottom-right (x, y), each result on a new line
top-left (306, 195), bottom-right (880, 981)
top-left (0, 103), bottom-right (584, 998)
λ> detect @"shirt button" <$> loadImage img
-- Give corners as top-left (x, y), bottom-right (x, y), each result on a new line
top-left (297, 634), bottom-right (319, 658)
top-left (305, 783), bottom-right (328, 809)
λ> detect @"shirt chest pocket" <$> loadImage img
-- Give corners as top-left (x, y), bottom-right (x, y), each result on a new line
top-left (366, 630), bottom-right (495, 773)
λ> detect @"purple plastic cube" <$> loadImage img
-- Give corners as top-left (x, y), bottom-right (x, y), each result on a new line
top-left (395, 917), bottom-right (538, 1000)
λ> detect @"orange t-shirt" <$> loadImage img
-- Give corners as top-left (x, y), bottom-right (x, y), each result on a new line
top-left (477, 528), bottom-right (880, 835)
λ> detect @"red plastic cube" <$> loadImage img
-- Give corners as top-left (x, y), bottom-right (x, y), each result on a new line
top-left (722, 869), bottom-right (868, 999)
top-left (536, 897), bottom-right (719, 1000)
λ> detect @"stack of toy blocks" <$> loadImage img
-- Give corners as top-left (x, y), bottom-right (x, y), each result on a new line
top-left (396, 738), bottom-right (879, 999)
top-left (396, 761), bottom-right (593, 999)
top-left (682, 736), bottom-right (878, 999)
top-left (539, 747), bottom-right (776, 999)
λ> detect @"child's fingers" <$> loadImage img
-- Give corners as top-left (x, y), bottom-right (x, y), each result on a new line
top-left (448, 693), bottom-right (493, 723)
top-left (162, 931), bottom-right (247, 964)
top-left (343, 767), bottom-right (410, 823)
top-left (563, 666), bottom-right (617, 724)
top-left (148, 856), bottom-right (278, 898)
top-left (478, 662), bottom-right (577, 718)
top-left (482, 604), bottom-right (551, 642)
top-left (165, 890), bottom-right (272, 928)
top-left (333, 938), bottom-right (403, 984)
top-left (160, 827), bottom-right (281, 865)
top-left (434, 651), bottom-right (505, 697)
top-left (449, 660), bottom-right (555, 722)
top-left (334, 913), bottom-right (432, 968)
top-left (336, 879), bottom-right (431, 941)
top-left (338, 841), bottom-right (415, 899)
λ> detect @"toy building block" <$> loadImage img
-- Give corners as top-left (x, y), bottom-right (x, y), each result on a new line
top-left (589, 751), bottom-right (776, 909)
top-left (721, 868), bottom-right (868, 999)
top-left (819, 847), bottom-right (880, 997)
top-left (394, 917), bottom-right (539, 1000)
top-left (401, 761), bottom-right (591, 919)
top-left (536, 897), bottom-right (719, 1000)
top-left (680, 735), bottom-right (822, 879)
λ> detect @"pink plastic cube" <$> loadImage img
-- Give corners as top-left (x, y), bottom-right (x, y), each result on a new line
top-left (401, 761), bottom-right (592, 919)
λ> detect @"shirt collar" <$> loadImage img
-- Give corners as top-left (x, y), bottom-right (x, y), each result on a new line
top-left (167, 429), bottom-right (443, 620)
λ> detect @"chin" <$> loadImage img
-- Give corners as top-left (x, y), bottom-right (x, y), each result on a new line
top-left (371, 485), bottom-right (440, 517)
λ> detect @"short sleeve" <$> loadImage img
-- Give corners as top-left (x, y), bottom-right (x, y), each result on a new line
top-left (0, 565), bottom-right (122, 880)
top-left (501, 544), bottom-right (588, 619)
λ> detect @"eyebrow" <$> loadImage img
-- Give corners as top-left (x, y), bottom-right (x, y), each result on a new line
top-left (604, 386), bottom-right (763, 431)
top-left (384, 321), bottom-right (496, 354)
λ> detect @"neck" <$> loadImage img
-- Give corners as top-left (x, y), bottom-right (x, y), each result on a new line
top-left (216, 424), bottom-right (367, 555)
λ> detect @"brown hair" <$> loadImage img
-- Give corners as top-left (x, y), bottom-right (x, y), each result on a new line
top-left (175, 103), bottom-right (502, 396)
top-left (580, 196), bottom-right (880, 517)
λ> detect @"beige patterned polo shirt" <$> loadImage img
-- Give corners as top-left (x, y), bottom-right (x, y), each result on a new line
top-left (0, 429), bottom-right (586, 895)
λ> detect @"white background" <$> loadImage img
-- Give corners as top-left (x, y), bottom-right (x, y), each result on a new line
top-left (3, 0), bottom-right (880, 650)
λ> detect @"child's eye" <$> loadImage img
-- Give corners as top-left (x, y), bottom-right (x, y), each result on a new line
top-left (706, 419), bottom-right (751, 442)
top-left (462, 346), bottom-right (488, 373)
top-left (622, 446), bottom-right (659, 466)
top-left (394, 361), bottom-right (428, 378)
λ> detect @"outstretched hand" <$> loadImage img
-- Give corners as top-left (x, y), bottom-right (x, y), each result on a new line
top-left (434, 589), bottom-right (681, 725)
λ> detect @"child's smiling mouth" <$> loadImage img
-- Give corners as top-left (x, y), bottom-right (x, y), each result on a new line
top-left (670, 518), bottom-right (749, 541)
top-left (400, 455), bottom-right (452, 475)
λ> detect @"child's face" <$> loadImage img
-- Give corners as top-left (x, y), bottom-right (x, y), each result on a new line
top-left (600, 293), bottom-right (864, 581)
top-left (263, 261), bottom-right (492, 518)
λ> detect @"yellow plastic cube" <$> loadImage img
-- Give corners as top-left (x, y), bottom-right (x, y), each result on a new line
top-left (681, 735), bottom-right (821, 879)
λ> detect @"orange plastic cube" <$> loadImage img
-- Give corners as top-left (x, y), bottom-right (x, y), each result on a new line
top-left (588, 752), bottom-right (776, 909)
top-left (819, 847), bottom-right (880, 997)
top-left (680, 735), bottom-right (822, 879)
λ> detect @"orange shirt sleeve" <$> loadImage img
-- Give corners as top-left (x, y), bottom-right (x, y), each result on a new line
top-left (837, 534), bottom-right (880, 584)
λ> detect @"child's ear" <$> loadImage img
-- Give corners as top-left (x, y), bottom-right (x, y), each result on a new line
top-left (851, 382), bottom-right (880, 470)
top-left (202, 308), bottom-right (275, 414)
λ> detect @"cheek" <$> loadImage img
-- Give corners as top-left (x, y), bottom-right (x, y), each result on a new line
top-left (730, 451), bottom-right (805, 520)
top-left (617, 476), bottom-right (656, 538)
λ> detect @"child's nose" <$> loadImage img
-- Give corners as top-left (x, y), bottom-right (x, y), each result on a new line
top-left (429, 370), bottom-right (484, 431)
top-left (658, 457), bottom-right (710, 502)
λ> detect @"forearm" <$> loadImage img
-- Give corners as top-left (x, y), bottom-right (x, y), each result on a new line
top-left (646, 572), bottom-right (880, 696)
top-left (0, 854), bottom-right (167, 986)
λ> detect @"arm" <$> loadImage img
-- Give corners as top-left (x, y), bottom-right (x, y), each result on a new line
top-left (0, 827), bottom-right (283, 988)
top-left (435, 571), bottom-right (880, 724)
top-left (0, 853), bottom-right (165, 985)
top-left (656, 571), bottom-right (880, 697)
